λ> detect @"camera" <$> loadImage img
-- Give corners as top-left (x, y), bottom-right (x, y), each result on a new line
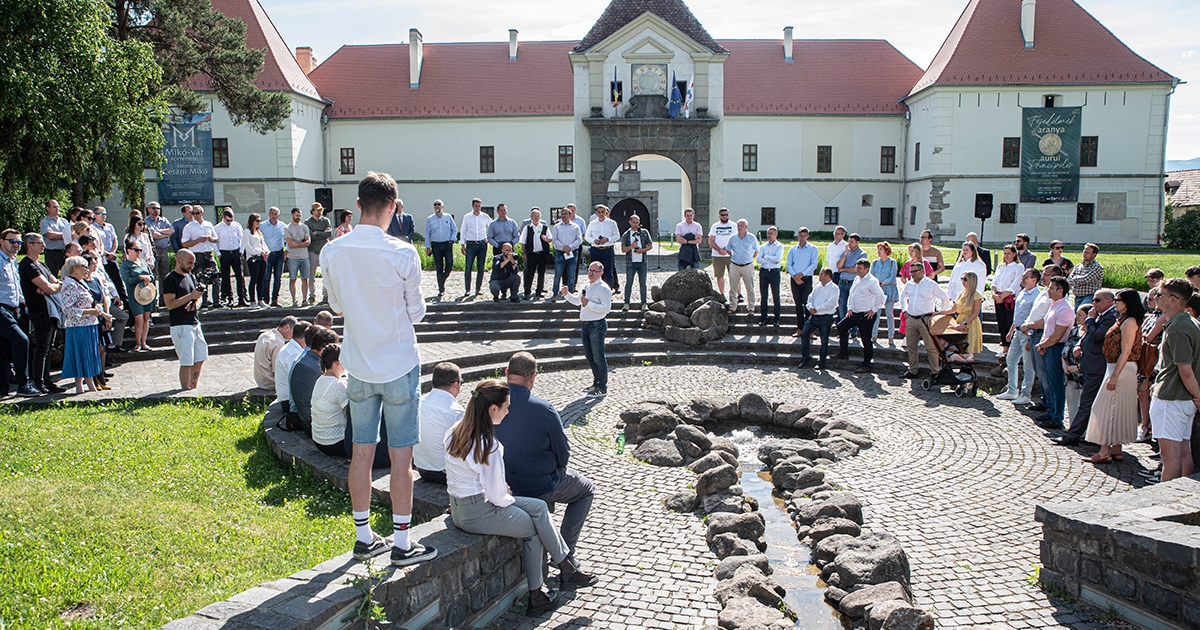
top-left (192, 265), bottom-right (219, 294)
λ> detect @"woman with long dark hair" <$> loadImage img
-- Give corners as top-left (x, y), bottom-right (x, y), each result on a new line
top-left (243, 213), bottom-right (269, 307)
top-left (444, 379), bottom-right (595, 616)
top-left (1083, 289), bottom-right (1145, 464)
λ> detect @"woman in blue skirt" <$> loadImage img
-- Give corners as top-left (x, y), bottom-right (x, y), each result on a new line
top-left (59, 256), bottom-right (110, 394)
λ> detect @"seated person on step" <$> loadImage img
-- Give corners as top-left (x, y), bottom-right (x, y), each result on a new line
top-left (413, 362), bottom-right (465, 485)
top-left (289, 324), bottom-right (339, 435)
top-left (310, 343), bottom-right (349, 457)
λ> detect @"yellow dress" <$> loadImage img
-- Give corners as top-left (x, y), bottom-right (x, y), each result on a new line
top-left (954, 291), bottom-right (983, 353)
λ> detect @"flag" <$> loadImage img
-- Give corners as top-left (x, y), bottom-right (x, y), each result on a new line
top-left (683, 74), bottom-right (694, 118)
top-left (668, 71), bottom-right (682, 118)
top-left (611, 66), bottom-right (620, 108)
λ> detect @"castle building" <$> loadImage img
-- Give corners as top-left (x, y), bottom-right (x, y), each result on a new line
top-left (144, 0), bottom-right (1179, 245)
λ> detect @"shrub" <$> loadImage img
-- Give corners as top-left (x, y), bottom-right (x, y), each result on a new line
top-left (1163, 206), bottom-right (1200, 250)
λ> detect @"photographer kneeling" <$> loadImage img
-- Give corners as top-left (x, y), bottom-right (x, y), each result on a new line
top-left (162, 249), bottom-right (209, 390)
top-left (489, 243), bottom-right (522, 303)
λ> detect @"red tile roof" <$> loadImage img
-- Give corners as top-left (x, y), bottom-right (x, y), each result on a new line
top-left (183, 0), bottom-right (322, 101)
top-left (575, 0), bottom-right (726, 54)
top-left (910, 0), bottom-right (1175, 97)
top-left (309, 41), bottom-right (577, 119)
top-left (721, 40), bottom-right (923, 115)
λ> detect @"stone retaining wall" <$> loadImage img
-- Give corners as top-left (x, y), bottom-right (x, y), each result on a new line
top-left (1036, 475), bottom-right (1200, 629)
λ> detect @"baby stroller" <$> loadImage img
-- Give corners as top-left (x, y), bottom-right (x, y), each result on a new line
top-left (920, 316), bottom-right (978, 398)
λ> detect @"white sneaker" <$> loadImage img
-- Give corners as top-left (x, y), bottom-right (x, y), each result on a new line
top-left (996, 391), bottom-right (1018, 400)
top-left (1013, 395), bottom-right (1032, 406)
top-left (1136, 425), bottom-right (1152, 443)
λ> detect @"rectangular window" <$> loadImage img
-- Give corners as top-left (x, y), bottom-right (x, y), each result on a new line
top-left (879, 207), bottom-right (895, 226)
top-left (742, 144), bottom-right (758, 172)
top-left (914, 142), bottom-right (920, 171)
top-left (880, 146), bottom-right (896, 173)
top-left (558, 145), bottom-right (573, 173)
top-left (623, 160), bottom-right (638, 171)
top-left (212, 138), bottom-right (229, 168)
top-left (1002, 137), bottom-right (1020, 168)
top-left (1044, 95), bottom-right (1055, 108)
top-left (481, 206), bottom-right (495, 218)
top-left (760, 207), bottom-right (775, 225)
top-left (817, 146), bottom-right (832, 173)
top-left (1080, 136), bottom-right (1098, 167)
top-left (339, 148), bottom-right (355, 175)
top-left (823, 207), bottom-right (838, 225)
top-left (1076, 203), bottom-right (1095, 224)
top-left (909, 206), bottom-right (917, 226)
top-left (1000, 203), bottom-right (1018, 224)
top-left (479, 146), bottom-right (495, 173)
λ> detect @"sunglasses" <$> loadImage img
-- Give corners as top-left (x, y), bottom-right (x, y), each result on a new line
top-left (6, 239), bottom-right (22, 246)
top-left (128, 247), bottom-right (142, 252)
top-left (1052, 245), bottom-right (1062, 250)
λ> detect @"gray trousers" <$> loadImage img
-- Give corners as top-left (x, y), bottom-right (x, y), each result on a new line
top-left (109, 306), bottom-right (129, 348)
top-left (449, 493), bottom-right (569, 591)
top-left (539, 468), bottom-right (594, 557)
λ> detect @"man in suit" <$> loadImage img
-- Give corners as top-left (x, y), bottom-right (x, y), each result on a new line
top-left (386, 198), bottom-right (415, 243)
top-left (1051, 289), bottom-right (1116, 445)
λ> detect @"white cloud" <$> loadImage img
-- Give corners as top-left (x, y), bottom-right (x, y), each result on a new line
top-left (1184, 50), bottom-right (1198, 59)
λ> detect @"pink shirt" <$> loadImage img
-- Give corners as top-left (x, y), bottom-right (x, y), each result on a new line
top-left (1043, 298), bottom-right (1074, 341)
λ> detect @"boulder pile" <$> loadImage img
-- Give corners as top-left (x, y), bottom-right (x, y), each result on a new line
top-left (643, 269), bottom-right (729, 346)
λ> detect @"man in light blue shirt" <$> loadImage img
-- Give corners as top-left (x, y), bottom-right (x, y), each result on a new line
top-left (786, 227), bottom-right (819, 336)
top-left (39, 199), bottom-right (70, 276)
top-left (757, 227), bottom-right (784, 327)
top-left (144, 202), bottom-right (174, 284)
top-left (726, 219), bottom-right (759, 316)
top-left (261, 207), bottom-right (287, 307)
top-left (569, 204), bottom-right (588, 284)
top-left (486, 203), bottom-right (519, 258)
top-left (0, 230), bottom-right (38, 397)
top-left (998, 268), bottom-right (1043, 404)
top-left (836, 233), bottom-right (868, 334)
top-left (424, 200), bottom-right (458, 300)
top-left (551, 207), bottom-right (583, 299)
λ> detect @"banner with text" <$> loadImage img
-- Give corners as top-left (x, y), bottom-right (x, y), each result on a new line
top-left (158, 112), bottom-right (214, 205)
top-left (1020, 107), bottom-right (1081, 203)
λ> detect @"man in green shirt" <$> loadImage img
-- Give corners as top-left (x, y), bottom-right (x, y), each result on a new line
top-left (305, 202), bottom-right (333, 304)
top-left (1151, 277), bottom-right (1200, 482)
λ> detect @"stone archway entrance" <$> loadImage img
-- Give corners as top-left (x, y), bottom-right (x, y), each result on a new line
top-left (583, 117), bottom-right (719, 240)
top-left (611, 198), bottom-right (650, 235)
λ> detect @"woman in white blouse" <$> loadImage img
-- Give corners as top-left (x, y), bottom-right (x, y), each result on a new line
top-left (990, 244), bottom-right (1025, 354)
top-left (310, 344), bottom-right (350, 457)
top-left (947, 241), bottom-right (988, 303)
top-left (243, 213), bottom-right (270, 307)
top-left (444, 379), bottom-right (595, 616)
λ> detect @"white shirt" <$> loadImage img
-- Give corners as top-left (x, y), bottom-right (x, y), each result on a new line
top-left (253, 328), bottom-right (286, 391)
top-left (1027, 289), bottom-right (1053, 329)
top-left (992, 261), bottom-right (1025, 296)
top-left (443, 423), bottom-right (513, 507)
top-left (807, 280), bottom-right (840, 315)
top-left (413, 388), bottom-right (464, 472)
top-left (182, 220), bottom-right (217, 253)
top-left (826, 240), bottom-right (848, 272)
top-left (310, 374), bottom-right (349, 446)
top-left (758, 241), bottom-right (783, 269)
top-left (244, 229), bottom-right (268, 257)
top-left (214, 220), bottom-right (244, 251)
top-left (847, 273), bottom-right (886, 314)
top-left (947, 258), bottom-right (988, 302)
top-left (900, 277), bottom-right (951, 316)
top-left (321, 225), bottom-right (425, 384)
top-left (565, 278), bottom-right (612, 321)
top-left (708, 221), bottom-right (735, 256)
top-left (518, 221), bottom-right (548, 253)
top-left (585, 218), bottom-right (619, 249)
top-left (459, 211), bottom-right (492, 242)
top-left (274, 340), bottom-right (303, 403)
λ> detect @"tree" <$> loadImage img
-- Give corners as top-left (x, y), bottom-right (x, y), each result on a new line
top-left (112, 0), bottom-right (291, 134)
top-left (1163, 203), bottom-right (1200, 250)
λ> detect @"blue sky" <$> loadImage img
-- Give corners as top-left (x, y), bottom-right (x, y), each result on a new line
top-left (262, 0), bottom-right (1197, 161)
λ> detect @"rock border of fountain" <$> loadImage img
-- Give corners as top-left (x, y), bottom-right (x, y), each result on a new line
top-left (618, 393), bottom-right (934, 630)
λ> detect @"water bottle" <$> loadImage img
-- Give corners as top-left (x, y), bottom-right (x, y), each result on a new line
top-left (616, 433), bottom-right (625, 454)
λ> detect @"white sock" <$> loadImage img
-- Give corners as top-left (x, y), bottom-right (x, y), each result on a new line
top-left (393, 514), bottom-right (412, 550)
top-left (353, 510), bottom-right (372, 545)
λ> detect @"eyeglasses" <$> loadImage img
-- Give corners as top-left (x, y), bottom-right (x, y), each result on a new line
top-left (1052, 245), bottom-right (1062, 250)
top-left (127, 247), bottom-right (142, 252)
top-left (6, 239), bottom-right (22, 246)
top-left (137, 221), bottom-right (145, 226)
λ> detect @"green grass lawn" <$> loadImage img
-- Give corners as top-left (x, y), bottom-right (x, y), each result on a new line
top-left (0, 400), bottom-right (382, 629)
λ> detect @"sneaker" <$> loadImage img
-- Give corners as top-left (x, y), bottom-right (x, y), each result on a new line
top-left (902, 371), bottom-right (920, 379)
top-left (391, 542), bottom-right (437, 566)
top-left (1136, 426), bottom-right (1152, 443)
top-left (16, 383), bottom-right (42, 397)
top-left (1013, 395), bottom-right (1032, 406)
top-left (621, 304), bottom-right (629, 313)
top-left (353, 533), bottom-right (389, 559)
top-left (641, 303), bottom-right (648, 311)
top-left (996, 391), bottom-right (1018, 401)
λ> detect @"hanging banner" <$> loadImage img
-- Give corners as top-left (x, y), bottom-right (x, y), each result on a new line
top-left (158, 112), bottom-right (214, 205)
top-left (1020, 107), bottom-right (1081, 203)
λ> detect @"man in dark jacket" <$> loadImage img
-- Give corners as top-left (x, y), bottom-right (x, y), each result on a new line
top-left (386, 198), bottom-right (415, 243)
top-left (1052, 289), bottom-right (1116, 445)
top-left (288, 325), bottom-right (338, 434)
top-left (494, 352), bottom-right (597, 588)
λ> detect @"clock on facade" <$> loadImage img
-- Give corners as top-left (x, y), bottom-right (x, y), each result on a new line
top-left (631, 64), bottom-right (668, 96)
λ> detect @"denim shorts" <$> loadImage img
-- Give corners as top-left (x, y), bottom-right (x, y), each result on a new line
top-left (287, 257), bottom-right (311, 280)
top-left (347, 364), bottom-right (421, 449)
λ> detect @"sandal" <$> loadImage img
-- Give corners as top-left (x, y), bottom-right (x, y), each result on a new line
top-left (1082, 454), bottom-right (1113, 464)
top-left (1112, 453), bottom-right (1124, 461)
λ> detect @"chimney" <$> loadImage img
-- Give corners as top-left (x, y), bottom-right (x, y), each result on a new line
top-left (295, 47), bottom-right (315, 75)
top-left (783, 26), bottom-right (794, 63)
top-left (1021, 0), bottom-right (1036, 48)
top-left (509, 29), bottom-right (518, 61)
top-left (409, 28), bottom-right (423, 89)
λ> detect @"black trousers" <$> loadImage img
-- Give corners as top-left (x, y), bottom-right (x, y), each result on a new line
top-left (524, 250), bottom-right (549, 296)
top-left (0, 305), bottom-right (29, 393)
top-left (430, 241), bottom-right (453, 294)
top-left (219, 249), bottom-right (246, 304)
top-left (103, 259), bottom-right (129, 307)
top-left (590, 246), bottom-right (617, 290)
top-left (1065, 370), bottom-right (1104, 439)
top-left (44, 250), bottom-right (66, 277)
top-left (759, 268), bottom-right (781, 321)
top-left (194, 252), bottom-right (218, 306)
top-left (838, 311), bottom-right (875, 366)
top-left (790, 276), bottom-right (812, 330)
top-left (28, 313), bottom-right (56, 389)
